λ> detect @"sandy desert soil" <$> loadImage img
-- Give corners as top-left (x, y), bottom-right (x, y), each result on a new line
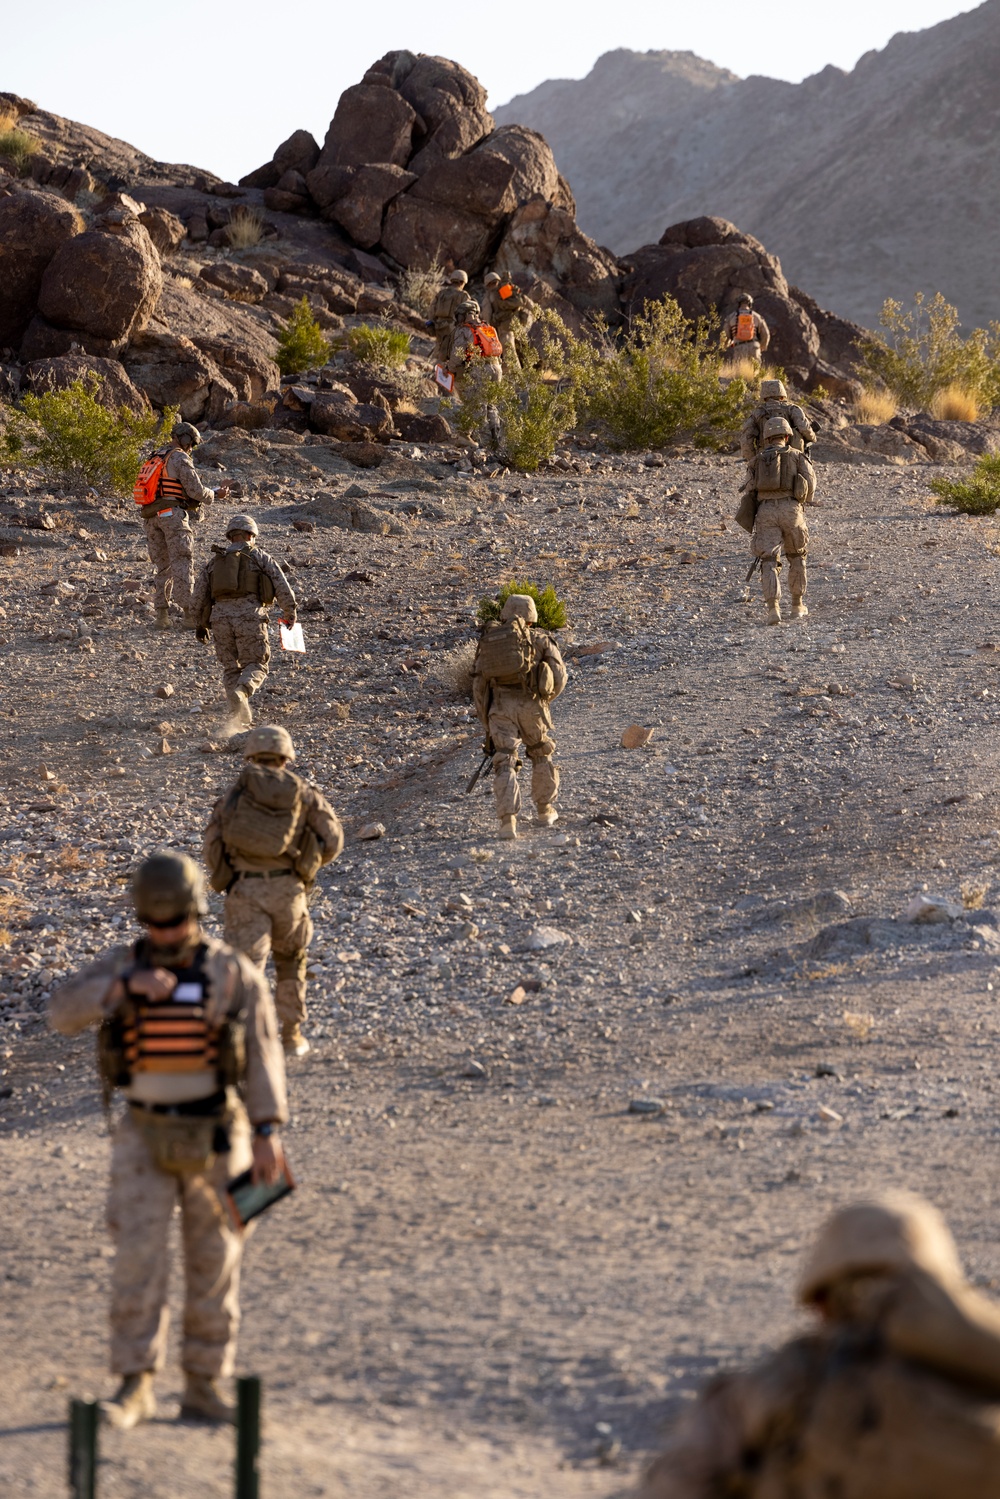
top-left (4, 438), bottom-right (1000, 1496)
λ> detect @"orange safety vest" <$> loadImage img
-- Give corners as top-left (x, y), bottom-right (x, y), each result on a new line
top-left (735, 311), bottom-right (757, 343)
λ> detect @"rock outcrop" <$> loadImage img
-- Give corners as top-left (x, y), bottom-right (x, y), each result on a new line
top-left (0, 188), bottom-right (84, 351)
top-left (21, 353), bottom-right (149, 413)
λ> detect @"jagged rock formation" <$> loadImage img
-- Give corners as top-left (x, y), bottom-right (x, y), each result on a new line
top-left (495, 1), bottom-right (1000, 330)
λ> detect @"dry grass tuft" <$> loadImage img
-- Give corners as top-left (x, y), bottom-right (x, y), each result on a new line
top-left (843, 1010), bottom-right (875, 1042)
top-left (854, 387), bottom-right (898, 425)
top-left (721, 357), bottom-right (758, 382)
top-left (398, 256), bottom-right (445, 317)
top-left (961, 880), bottom-right (988, 910)
top-left (226, 206), bottom-right (265, 251)
top-left (428, 639), bottom-right (477, 697)
top-left (930, 384), bottom-right (980, 422)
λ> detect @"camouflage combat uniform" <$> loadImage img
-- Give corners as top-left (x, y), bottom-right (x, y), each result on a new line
top-left (448, 322), bottom-right (503, 382)
top-left (741, 399), bottom-right (816, 462)
top-left (204, 774), bottom-right (343, 1033)
top-left (640, 1194), bottom-right (1000, 1499)
top-left (750, 438), bottom-right (816, 618)
top-left (431, 283), bottom-right (469, 366)
top-left (480, 280), bottom-right (539, 370)
top-left (191, 541), bottom-right (296, 711)
top-left (472, 596), bottom-right (568, 833)
top-left (142, 444), bottom-right (215, 613)
top-left (723, 305), bottom-right (771, 364)
top-left (48, 934), bottom-right (287, 1384)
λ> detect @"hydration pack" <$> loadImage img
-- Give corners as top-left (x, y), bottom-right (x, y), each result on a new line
top-left (470, 323), bottom-right (503, 359)
top-left (477, 618), bottom-right (537, 690)
top-left (735, 311), bottom-right (757, 342)
top-left (133, 453), bottom-right (166, 507)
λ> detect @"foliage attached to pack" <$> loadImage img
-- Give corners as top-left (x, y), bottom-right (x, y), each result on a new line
top-left (477, 580), bottom-right (567, 630)
top-left (1, 376), bottom-right (174, 495)
top-left (276, 296), bottom-right (330, 376)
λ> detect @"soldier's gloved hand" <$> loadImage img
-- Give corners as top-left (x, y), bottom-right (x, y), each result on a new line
top-left (281, 614), bottom-right (297, 628)
top-left (196, 626), bottom-right (211, 643)
top-left (214, 483), bottom-right (231, 500)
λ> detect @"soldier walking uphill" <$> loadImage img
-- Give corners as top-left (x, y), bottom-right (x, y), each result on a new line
top-left (740, 379), bottom-right (816, 472)
top-left (738, 416), bottom-right (817, 625)
top-left (472, 594), bottom-right (567, 841)
top-left (723, 292), bottom-right (771, 366)
top-left (431, 268), bottom-right (470, 367)
top-left (204, 726), bottom-right (343, 1058)
top-left (480, 271), bottom-right (539, 371)
top-left (191, 515), bottom-right (296, 727)
top-left (641, 1193), bottom-right (1000, 1499)
top-left (48, 853), bottom-right (287, 1430)
top-left (135, 422), bottom-right (229, 631)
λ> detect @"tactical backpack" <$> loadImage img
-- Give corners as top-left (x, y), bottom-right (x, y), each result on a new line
top-left (220, 765), bottom-right (305, 862)
top-left (133, 453), bottom-right (166, 507)
top-left (755, 446), bottom-right (808, 501)
top-left (470, 323), bottom-right (503, 359)
top-left (735, 311), bottom-right (757, 342)
top-left (476, 618), bottom-right (537, 691)
top-left (209, 546), bottom-right (276, 606)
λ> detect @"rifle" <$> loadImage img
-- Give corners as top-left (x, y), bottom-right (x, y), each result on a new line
top-left (466, 739), bottom-right (494, 793)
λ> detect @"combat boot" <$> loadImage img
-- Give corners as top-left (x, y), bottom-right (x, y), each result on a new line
top-left (499, 815), bottom-right (517, 841)
top-left (790, 598), bottom-right (809, 619)
top-left (226, 689), bottom-right (252, 727)
top-left (154, 607), bottom-right (171, 631)
top-left (765, 602), bottom-right (782, 626)
top-left (101, 1371), bottom-right (156, 1430)
top-left (180, 1373), bottom-right (236, 1425)
top-left (536, 805), bottom-right (559, 827)
top-left (182, 609), bottom-right (200, 630)
top-left (281, 1021), bottom-right (310, 1058)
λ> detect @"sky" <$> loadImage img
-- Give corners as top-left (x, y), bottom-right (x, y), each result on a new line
top-left (4, 0), bottom-right (979, 183)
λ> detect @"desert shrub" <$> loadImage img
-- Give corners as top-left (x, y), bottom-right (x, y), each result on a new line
top-left (276, 296), bottom-right (330, 375)
top-left (0, 127), bottom-right (34, 170)
top-left (226, 206), bottom-right (265, 250)
top-left (428, 639), bottom-right (478, 696)
top-left (477, 580), bottom-right (567, 630)
top-left (856, 292), bottom-right (1000, 410)
top-left (931, 454), bottom-right (1000, 516)
top-left (456, 354), bottom-right (575, 472)
top-left (854, 386), bottom-right (899, 425)
top-left (347, 323), bottom-right (410, 367)
top-left (398, 257), bottom-right (444, 316)
top-left (929, 383), bottom-right (980, 422)
top-left (1, 377), bottom-right (174, 494)
top-left (569, 297), bottom-right (751, 450)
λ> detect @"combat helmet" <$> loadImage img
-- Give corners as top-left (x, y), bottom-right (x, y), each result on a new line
top-left (798, 1193), bottom-right (966, 1306)
top-left (763, 416), bottom-right (793, 442)
top-left (737, 292), bottom-right (754, 308)
top-left (131, 851), bottom-right (206, 924)
top-left (172, 421), bottom-right (202, 448)
top-left (225, 514), bottom-right (259, 538)
top-left (459, 297), bottom-right (482, 322)
top-left (483, 271), bottom-right (501, 287)
top-left (244, 725), bottom-right (296, 762)
top-left (500, 593), bottom-right (538, 625)
top-left (760, 379), bottom-right (788, 401)
top-left (448, 269), bottom-right (469, 287)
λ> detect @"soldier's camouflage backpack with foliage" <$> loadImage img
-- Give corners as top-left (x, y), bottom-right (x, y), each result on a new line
top-left (476, 617), bottom-right (538, 691)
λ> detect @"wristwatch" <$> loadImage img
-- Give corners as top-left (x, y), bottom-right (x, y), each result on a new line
top-left (254, 1121), bottom-right (275, 1139)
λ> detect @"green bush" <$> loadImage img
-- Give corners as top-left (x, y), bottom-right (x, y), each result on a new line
top-left (457, 359), bottom-right (575, 472)
top-left (276, 296), bottom-right (330, 375)
top-left (1, 377), bottom-right (174, 495)
top-left (478, 580), bottom-right (567, 630)
top-left (567, 296), bottom-right (751, 450)
top-left (347, 323), bottom-right (411, 367)
top-left (397, 257), bottom-right (444, 317)
top-left (0, 128), bottom-right (34, 169)
top-left (856, 292), bottom-right (1000, 410)
top-left (931, 454), bottom-right (1000, 516)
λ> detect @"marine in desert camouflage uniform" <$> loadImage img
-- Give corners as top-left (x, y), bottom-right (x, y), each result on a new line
top-left (723, 292), bottom-right (771, 365)
top-left (480, 271), bottom-right (539, 371)
top-left (191, 514), bottom-right (296, 726)
top-left (431, 269), bottom-right (469, 366)
top-left (204, 725), bottom-right (343, 1058)
top-left (748, 416), bottom-right (817, 625)
top-left (48, 853), bottom-right (287, 1430)
top-left (472, 594), bottom-right (567, 841)
top-left (140, 423), bottom-right (229, 630)
top-left (641, 1193), bottom-right (1000, 1499)
top-left (741, 378), bottom-right (817, 466)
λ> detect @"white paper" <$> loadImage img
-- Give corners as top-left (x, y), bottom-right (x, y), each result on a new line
top-left (280, 622), bottom-right (305, 654)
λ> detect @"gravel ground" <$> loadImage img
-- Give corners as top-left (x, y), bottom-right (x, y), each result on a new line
top-left (4, 440), bottom-right (1000, 1496)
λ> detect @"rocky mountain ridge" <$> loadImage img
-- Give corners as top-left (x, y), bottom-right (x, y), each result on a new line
top-left (495, 1), bottom-right (1000, 332)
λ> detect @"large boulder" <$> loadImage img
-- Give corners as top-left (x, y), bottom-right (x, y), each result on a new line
top-left (789, 285), bottom-right (872, 378)
top-left (309, 390), bottom-right (394, 442)
top-left (240, 128), bottom-right (320, 191)
top-left (387, 53), bottom-right (493, 172)
top-left (317, 83), bottom-right (418, 170)
top-left (199, 262), bottom-right (269, 303)
top-left (325, 164), bottom-right (416, 249)
top-left (0, 186), bottom-right (83, 350)
top-left (139, 205), bottom-right (185, 256)
top-left (35, 203), bottom-right (162, 355)
top-left (22, 353), bottom-right (149, 414)
top-left (122, 330), bottom-right (220, 420)
top-left (381, 196), bottom-right (500, 276)
top-left (496, 197), bottom-right (621, 321)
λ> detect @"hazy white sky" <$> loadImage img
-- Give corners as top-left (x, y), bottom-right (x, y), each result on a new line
top-left (4, 0), bottom-right (978, 182)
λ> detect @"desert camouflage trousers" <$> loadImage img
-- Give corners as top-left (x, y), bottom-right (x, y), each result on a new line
top-left (488, 686), bottom-right (560, 819)
top-left (143, 508), bottom-right (194, 611)
top-left (752, 498), bottom-right (809, 604)
top-left (210, 596), bottom-right (271, 696)
top-left (107, 1102), bottom-right (251, 1377)
top-left (225, 873), bottom-right (312, 1026)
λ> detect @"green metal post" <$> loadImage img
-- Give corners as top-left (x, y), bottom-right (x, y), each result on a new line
top-left (69, 1398), bottom-right (98, 1499)
top-left (235, 1376), bottom-right (261, 1499)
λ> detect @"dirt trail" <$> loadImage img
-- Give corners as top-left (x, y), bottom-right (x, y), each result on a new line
top-left (4, 450), bottom-right (1000, 1496)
